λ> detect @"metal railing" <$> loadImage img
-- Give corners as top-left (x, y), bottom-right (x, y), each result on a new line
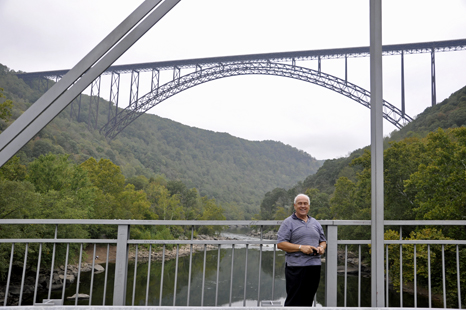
top-left (0, 219), bottom-right (464, 308)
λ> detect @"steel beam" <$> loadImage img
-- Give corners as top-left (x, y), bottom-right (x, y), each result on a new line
top-left (130, 70), bottom-right (140, 107)
top-left (113, 224), bottom-right (130, 306)
top-left (431, 48), bottom-right (437, 106)
top-left (325, 225), bottom-right (338, 307)
top-left (401, 51), bottom-right (406, 117)
top-left (151, 68), bottom-right (160, 94)
top-left (0, 0), bottom-right (180, 167)
top-left (16, 38), bottom-right (466, 79)
top-left (370, 0), bottom-right (385, 307)
top-left (88, 76), bottom-right (101, 130)
top-left (109, 71), bottom-right (120, 123)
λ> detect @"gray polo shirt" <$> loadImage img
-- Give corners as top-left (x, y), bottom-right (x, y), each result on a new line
top-left (277, 213), bottom-right (326, 266)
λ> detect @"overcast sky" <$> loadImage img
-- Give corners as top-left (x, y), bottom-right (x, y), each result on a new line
top-left (1, 1), bottom-right (466, 160)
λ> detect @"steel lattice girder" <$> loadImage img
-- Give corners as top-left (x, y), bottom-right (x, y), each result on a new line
top-left (101, 61), bottom-right (413, 140)
top-left (16, 38), bottom-right (466, 79)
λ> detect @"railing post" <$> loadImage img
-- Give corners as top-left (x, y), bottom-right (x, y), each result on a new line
top-left (113, 224), bottom-right (130, 305)
top-left (325, 225), bottom-right (338, 307)
top-left (370, 0), bottom-right (385, 307)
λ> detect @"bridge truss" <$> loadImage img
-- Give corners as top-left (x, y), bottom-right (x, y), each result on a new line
top-left (100, 61), bottom-right (412, 140)
top-left (16, 38), bottom-right (466, 139)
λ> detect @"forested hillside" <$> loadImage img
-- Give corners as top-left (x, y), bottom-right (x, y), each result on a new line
top-left (0, 64), bottom-right (322, 218)
top-left (258, 84), bottom-right (466, 221)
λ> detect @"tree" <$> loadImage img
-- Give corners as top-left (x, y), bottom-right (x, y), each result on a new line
top-left (126, 175), bottom-right (149, 191)
top-left (81, 157), bottom-right (125, 196)
top-left (224, 202), bottom-right (245, 220)
top-left (28, 153), bottom-right (89, 194)
top-left (0, 179), bottom-right (39, 219)
top-left (0, 156), bottom-right (27, 181)
top-left (199, 197), bottom-right (226, 236)
top-left (405, 128), bottom-right (466, 238)
top-left (183, 188), bottom-right (202, 220)
top-left (306, 188), bottom-right (330, 220)
top-left (115, 184), bottom-right (156, 220)
top-left (146, 181), bottom-right (184, 221)
top-left (383, 138), bottom-right (426, 221)
top-left (0, 88), bottom-right (13, 123)
top-left (329, 178), bottom-right (356, 220)
top-left (385, 228), bottom-right (463, 307)
top-left (259, 188), bottom-right (290, 220)
top-left (273, 206), bottom-right (288, 220)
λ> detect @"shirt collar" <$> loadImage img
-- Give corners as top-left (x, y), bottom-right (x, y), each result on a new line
top-left (292, 213), bottom-right (310, 221)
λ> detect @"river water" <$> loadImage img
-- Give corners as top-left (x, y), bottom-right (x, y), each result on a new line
top-left (30, 231), bottom-right (438, 307)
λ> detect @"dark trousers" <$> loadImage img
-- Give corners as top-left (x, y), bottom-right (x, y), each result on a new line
top-left (284, 264), bottom-right (321, 307)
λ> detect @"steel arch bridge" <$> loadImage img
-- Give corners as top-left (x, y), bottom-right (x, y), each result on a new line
top-left (101, 61), bottom-right (413, 140)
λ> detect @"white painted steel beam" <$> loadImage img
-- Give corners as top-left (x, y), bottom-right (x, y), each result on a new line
top-left (325, 226), bottom-right (338, 307)
top-left (369, 0), bottom-right (385, 307)
top-left (0, 0), bottom-right (180, 167)
top-left (114, 225), bottom-right (130, 306)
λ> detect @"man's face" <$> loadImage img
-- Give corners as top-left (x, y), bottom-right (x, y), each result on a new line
top-left (294, 196), bottom-right (310, 218)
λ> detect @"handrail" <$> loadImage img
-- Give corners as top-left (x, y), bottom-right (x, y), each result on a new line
top-left (0, 220), bottom-right (464, 308)
top-left (0, 219), bottom-right (464, 226)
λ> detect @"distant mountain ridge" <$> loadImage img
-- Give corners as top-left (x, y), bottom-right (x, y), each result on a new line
top-left (0, 64), bottom-right (322, 216)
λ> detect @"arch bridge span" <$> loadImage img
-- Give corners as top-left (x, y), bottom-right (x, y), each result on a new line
top-left (101, 61), bottom-right (413, 140)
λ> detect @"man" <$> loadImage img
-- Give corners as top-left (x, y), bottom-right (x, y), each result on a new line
top-left (277, 193), bottom-right (327, 306)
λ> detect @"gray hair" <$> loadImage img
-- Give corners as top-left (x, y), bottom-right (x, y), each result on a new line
top-left (294, 193), bottom-right (310, 204)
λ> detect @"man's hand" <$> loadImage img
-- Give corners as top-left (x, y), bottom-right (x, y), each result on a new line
top-left (315, 245), bottom-right (325, 255)
top-left (299, 245), bottom-right (314, 255)
top-left (300, 245), bottom-right (325, 255)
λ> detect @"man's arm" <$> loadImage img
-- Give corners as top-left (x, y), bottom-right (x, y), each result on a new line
top-left (277, 241), bottom-right (315, 255)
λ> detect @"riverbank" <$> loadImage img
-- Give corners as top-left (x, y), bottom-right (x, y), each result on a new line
top-left (84, 234), bottom-right (238, 264)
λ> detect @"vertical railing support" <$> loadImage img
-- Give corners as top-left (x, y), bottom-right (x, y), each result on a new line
top-left (370, 0), bottom-right (385, 307)
top-left (325, 225), bottom-right (338, 307)
top-left (113, 224), bottom-right (130, 306)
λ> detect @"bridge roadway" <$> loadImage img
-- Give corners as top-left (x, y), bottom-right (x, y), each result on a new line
top-left (16, 38), bottom-right (466, 78)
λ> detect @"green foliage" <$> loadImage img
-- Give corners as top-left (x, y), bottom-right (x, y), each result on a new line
top-left (322, 127), bottom-right (466, 236)
top-left (80, 157), bottom-right (125, 196)
top-left (0, 151), bottom-right (228, 277)
top-left (146, 181), bottom-right (183, 221)
top-left (0, 179), bottom-right (39, 219)
top-left (405, 128), bottom-right (466, 238)
top-left (258, 188), bottom-right (291, 220)
top-left (389, 85), bottom-right (466, 141)
top-left (0, 156), bottom-right (27, 181)
top-left (302, 150), bottom-right (364, 195)
top-left (0, 64), bottom-right (322, 219)
top-left (385, 228), bottom-right (464, 307)
top-left (126, 175), bottom-right (149, 190)
top-left (328, 177), bottom-right (356, 220)
top-left (305, 188), bottom-right (330, 220)
top-left (0, 87), bottom-right (13, 122)
top-left (199, 197), bottom-right (226, 236)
